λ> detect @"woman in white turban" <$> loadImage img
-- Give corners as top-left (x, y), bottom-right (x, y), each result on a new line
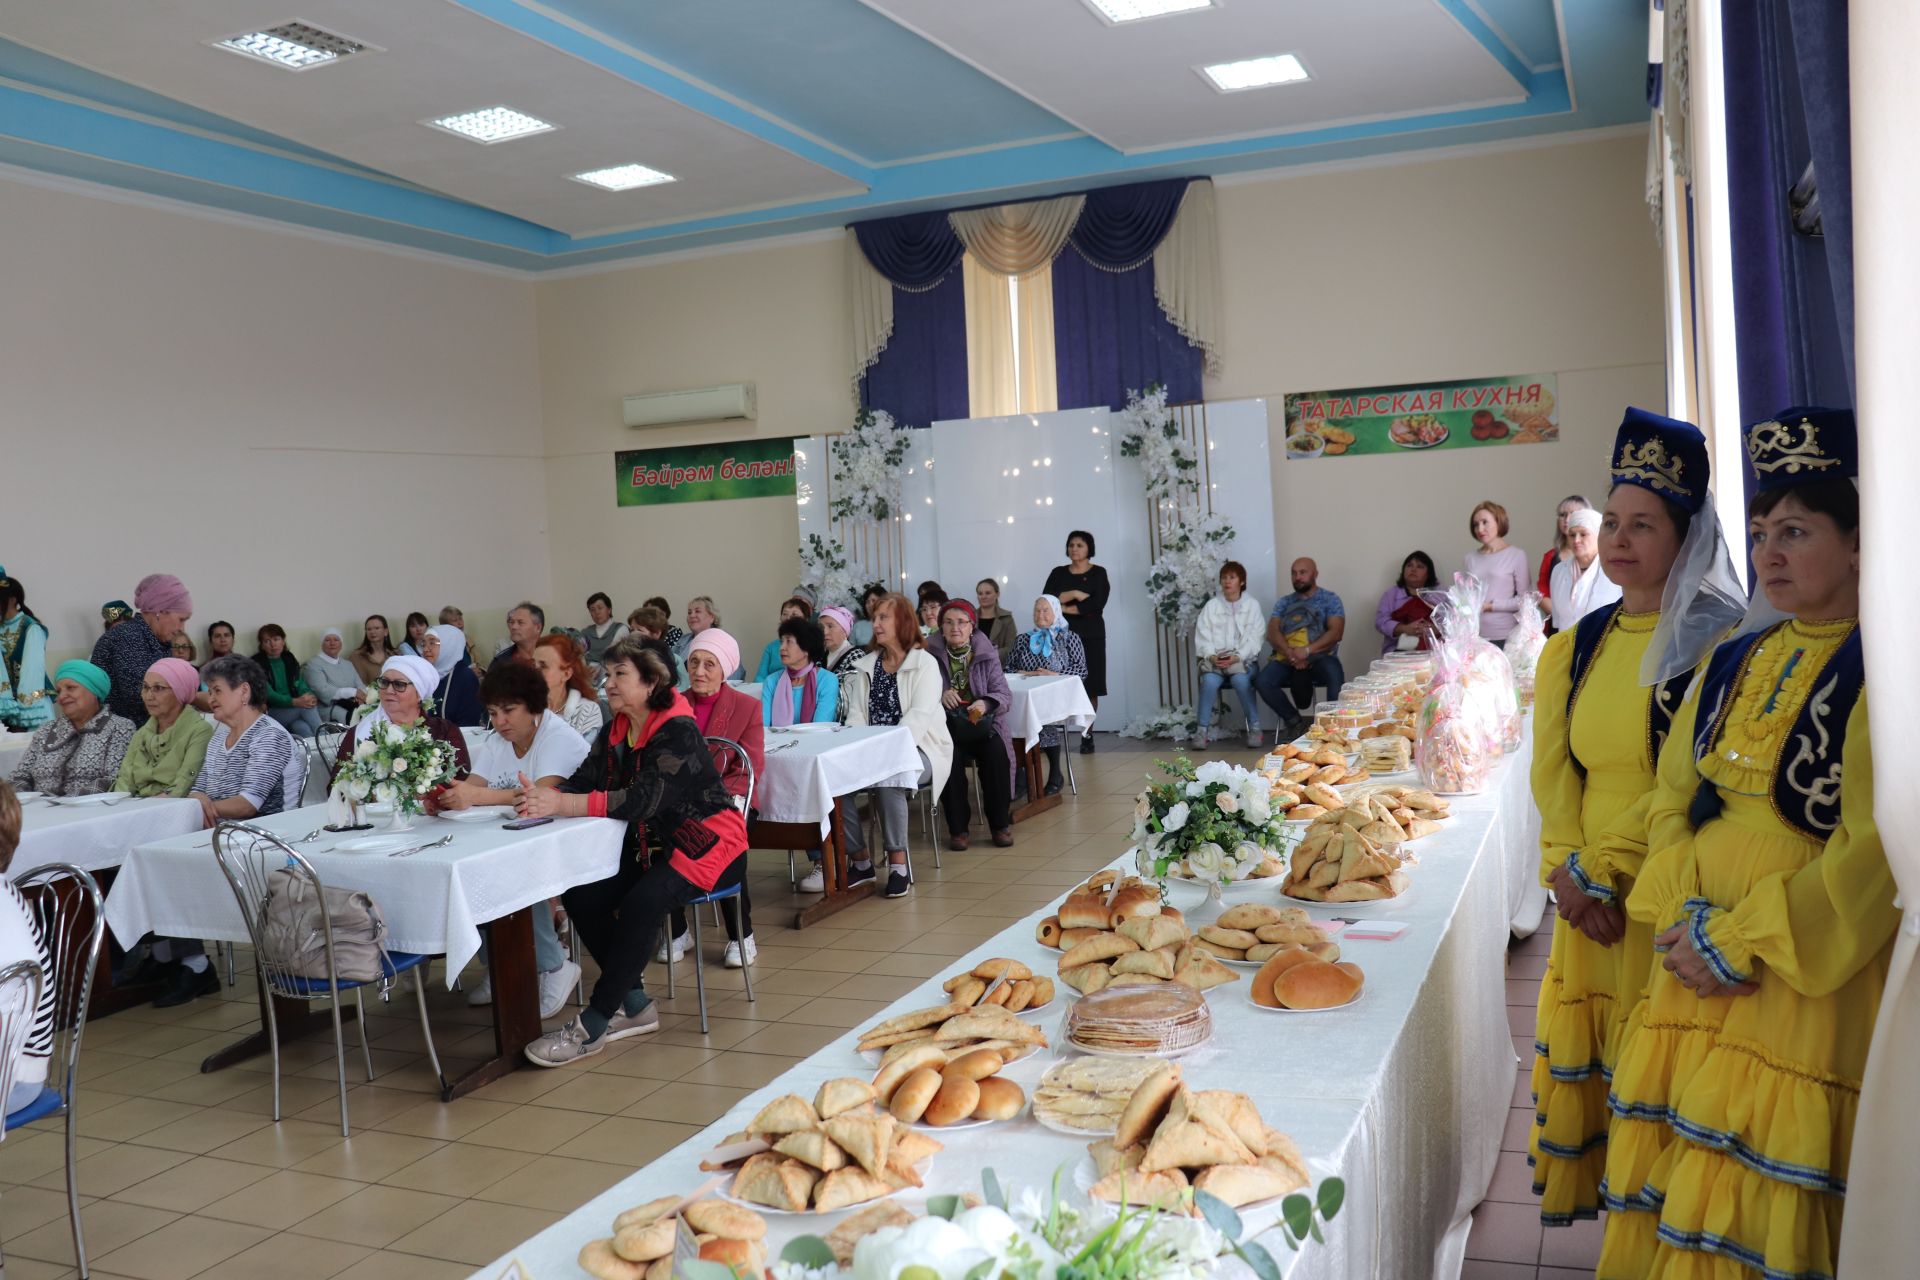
top-left (331, 653), bottom-right (472, 776)
top-left (1549, 507), bottom-right (1622, 631)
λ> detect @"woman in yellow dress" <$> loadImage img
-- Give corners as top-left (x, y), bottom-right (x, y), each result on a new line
top-left (1600, 407), bottom-right (1891, 1280)
top-left (1529, 410), bottom-right (1745, 1225)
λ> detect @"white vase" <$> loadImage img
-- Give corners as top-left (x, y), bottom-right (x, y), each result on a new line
top-left (387, 807), bottom-right (416, 834)
top-left (1206, 879), bottom-right (1226, 908)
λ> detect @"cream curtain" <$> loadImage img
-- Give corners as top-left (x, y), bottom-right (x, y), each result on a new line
top-left (847, 229), bottom-right (894, 406)
top-left (1836, 0), bottom-right (1920, 1273)
top-left (1016, 267), bottom-right (1058, 415)
top-left (963, 254), bottom-right (1057, 418)
top-left (949, 195), bottom-right (1083, 276)
top-left (1153, 179), bottom-right (1224, 376)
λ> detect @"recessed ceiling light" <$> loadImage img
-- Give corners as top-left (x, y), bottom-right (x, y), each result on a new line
top-left (571, 164), bottom-right (677, 191)
top-left (425, 106), bottom-right (556, 144)
top-left (215, 22), bottom-right (368, 70)
top-left (1200, 53), bottom-right (1312, 92)
top-left (1081, 0), bottom-right (1213, 23)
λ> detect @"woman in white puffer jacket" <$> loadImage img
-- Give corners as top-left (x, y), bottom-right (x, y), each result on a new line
top-left (1192, 561), bottom-right (1267, 747)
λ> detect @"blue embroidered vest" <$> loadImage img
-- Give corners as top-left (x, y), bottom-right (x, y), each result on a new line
top-left (1688, 622), bottom-right (1864, 840)
top-left (1565, 604), bottom-right (1692, 779)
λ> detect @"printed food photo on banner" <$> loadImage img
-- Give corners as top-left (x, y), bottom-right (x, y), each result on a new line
top-left (1283, 373), bottom-right (1560, 460)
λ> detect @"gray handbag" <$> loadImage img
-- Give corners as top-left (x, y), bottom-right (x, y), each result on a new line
top-left (259, 868), bottom-right (393, 984)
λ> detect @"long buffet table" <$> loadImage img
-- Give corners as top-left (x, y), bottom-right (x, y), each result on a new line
top-left (483, 727), bottom-right (1541, 1280)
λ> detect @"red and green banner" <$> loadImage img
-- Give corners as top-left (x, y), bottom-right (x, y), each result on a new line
top-left (615, 437), bottom-right (797, 506)
top-left (1282, 373), bottom-right (1560, 459)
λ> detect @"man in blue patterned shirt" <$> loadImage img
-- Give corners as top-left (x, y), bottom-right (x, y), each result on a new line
top-left (1255, 558), bottom-right (1346, 738)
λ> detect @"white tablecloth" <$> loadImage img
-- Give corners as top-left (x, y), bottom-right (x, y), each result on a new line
top-left (0, 730), bottom-right (32, 780)
top-left (11, 796), bottom-right (203, 878)
top-left (1005, 672), bottom-right (1095, 743)
top-left (103, 803), bottom-right (626, 980)
top-left (754, 725), bottom-right (922, 835)
top-left (485, 726), bottom-right (1537, 1280)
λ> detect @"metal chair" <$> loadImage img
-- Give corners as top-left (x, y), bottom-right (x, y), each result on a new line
top-left (313, 724), bottom-right (350, 787)
top-left (211, 822), bottom-right (444, 1136)
top-left (5, 863), bottom-right (106, 1279)
top-left (661, 739), bottom-right (759, 1033)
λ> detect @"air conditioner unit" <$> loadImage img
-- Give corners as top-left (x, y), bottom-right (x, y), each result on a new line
top-left (622, 383), bottom-right (756, 428)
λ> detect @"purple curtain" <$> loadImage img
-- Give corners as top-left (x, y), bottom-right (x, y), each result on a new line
top-left (1071, 178), bottom-right (1190, 270)
top-left (1784, 0), bottom-right (1852, 393)
top-left (852, 210), bottom-right (963, 289)
top-left (1051, 247), bottom-right (1202, 411)
top-left (859, 268), bottom-right (967, 427)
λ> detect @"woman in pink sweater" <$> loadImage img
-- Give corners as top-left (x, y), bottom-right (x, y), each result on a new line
top-left (1463, 499), bottom-right (1529, 642)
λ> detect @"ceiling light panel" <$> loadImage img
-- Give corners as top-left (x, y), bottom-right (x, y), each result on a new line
top-left (572, 164), bottom-right (677, 191)
top-left (1081, 0), bottom-right (1214, 23)
top-left (215, 22), bottom-right (369, 70)
top-left (1200, 53), bottom-right (1312, 92)
top-left (425, 106), bottom-right (557, 144)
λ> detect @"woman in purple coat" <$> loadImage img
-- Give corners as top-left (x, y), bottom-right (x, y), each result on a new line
top-left (925, 600), bottom-right (1015, 851)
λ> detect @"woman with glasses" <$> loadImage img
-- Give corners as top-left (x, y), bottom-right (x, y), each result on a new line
top-left (113, 658), bottom-right (212, 798)
top-left (331, 654), bottom-right (472, 776)
top-left (924, 600), bottom-right (1014, 851)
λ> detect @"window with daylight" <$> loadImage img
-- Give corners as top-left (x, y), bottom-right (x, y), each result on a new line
top-left (963, 255), bottom-right (1058, 419)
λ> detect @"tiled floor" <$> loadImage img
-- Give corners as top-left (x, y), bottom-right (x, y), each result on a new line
top-left (2, 737), bottom-right (1588, 1279)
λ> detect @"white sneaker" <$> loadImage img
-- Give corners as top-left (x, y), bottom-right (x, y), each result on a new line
top-left (798, 867), bottom-right (825, 893)
top-left (466, 972), bottom-right (492, 1006)
top-left (538, 960), bottom-right (581, 1019)
top-left (723, 936), bottom-right (758, 969)
top-left (1192, 726), bottom-right (1211, 746)
top-left (655, 932), bottom-right (690, 964)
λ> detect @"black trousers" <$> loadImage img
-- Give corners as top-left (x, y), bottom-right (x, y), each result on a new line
top-left (942, 732), bottom-right (1013, 833)
top-left (670, 879), bottom-right (751, 942)
top-left (562, 853), bottom-right (746, 1019)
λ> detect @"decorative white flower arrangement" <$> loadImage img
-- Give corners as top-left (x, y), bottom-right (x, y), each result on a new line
top-left (1115, 384), bottom-right (1237, 638)
top-left (1119, 705), bottom-right (1200, 742)
top-left (331, 715), bottom-right (460, 818)
top-left (829, 407), bottom-right (915, 523)
top-left (1128, 756), bottom-right (1292, 885)
top-left (1114, 383), bottom-right (1195, 500)
top-left (1145, 513), bottom-right (1237, 636)
top-left (797, 533), bottom-right (864, 613)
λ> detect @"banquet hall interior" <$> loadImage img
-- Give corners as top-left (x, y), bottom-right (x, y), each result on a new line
top-left (0, 2), bottom-right (1912, 1280)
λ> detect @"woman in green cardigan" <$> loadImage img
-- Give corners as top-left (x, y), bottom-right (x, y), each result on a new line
top-left (113, 658), bottom-right (212, 797)
top-left (253, 623), bottom-right (322, 737)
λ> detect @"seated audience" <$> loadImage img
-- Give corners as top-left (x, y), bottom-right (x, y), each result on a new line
top-left (100, 600), bottom-right (132, 632)
top-left (916, 582), bottom-right (948, 634)
top-left (422, 625), bottom-right (483, 727)
top-left (90, 573), bottom-right (192, 725)
top-left (0, 569), bottom-right (52, 731)
top-left (1548, 507), bottom-right (1622, 631)
top-left (974, 579), bottom-right (1018, 663)
top-left (1374, 550), bottom-right (1438, 653)
top-left (437, 662), bottom-right (589, 1018)
top-left (439, 606), bottom-right (481, 670)
top-left (203, 620), bottom-right (236, 667)
top-left (520, 637), bottom-right (748, 1068)
top-left (336, 655), bottom-right (474, 775)
top-left (0, 782), bottom-right (57, 1113)
top-left (1008, 594), bottom-right (1087, 797)
top-left (113, 658), bottom-right (212, 798)
top-left (671, 630), bottom-right (761, 966)
top-left (927, 601), bottom-right (1014, 850)
top-left (855, 582), bottom-right (888, 648)
top-left (399, 611), bottom-right (432, 658)
top-left (9, 661), bottom-right (134, 796)
top-left (169, 634), bottom-right (196, 665)
top-left (581, 592), bottom-right (627, 666)
top-left (253, 624), bottom-right (323, 738)
top-left (626, 605), bottom-right (669, 642)
top-left (1255, 558), bottom-right (1347, 739)
top-left (752, 597), bottom-right (814, 683)
top-left (1193, 561), bottom-right (1266, 748)
top-left (644, 596), bottom-right (685, 653)
top-left (820, 605), bottom-right (866, 679)
top-left (304, 628), bottom-right (364, 722)
top-left (683, 596), bottom-right (722, 656)
top-left (534, 633), bottom-right (604, 740)
top-left (839, 595), bottom-right (953, 899)
top-left (761, 616), bottom-right (839, 726)
top-left (495, 602), bottom-right (544, 668)
top-left (350, 614), bottom-right (399, 684)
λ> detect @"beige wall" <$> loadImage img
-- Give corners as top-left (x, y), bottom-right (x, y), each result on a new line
top-left (0, 178), bottom-right (548, 668)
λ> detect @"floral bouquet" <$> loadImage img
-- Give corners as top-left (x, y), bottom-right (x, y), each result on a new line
top-left (1128, 757), bottom-right (1294, 886)
top-left (331, 717), bottom-right (461, 821)
top-left (829, 406), bottom-right (914, 523)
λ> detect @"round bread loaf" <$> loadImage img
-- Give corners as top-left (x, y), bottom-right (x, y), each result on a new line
top-left (923, 1074), bottom-right (982, 1126)
top-left (611, 1219), bottom-right (677, 1263)
top-left (888, 1067), bottom-right (943, 1123)
top-left (942, 1049), bottom-right (1004, 1082)
top-left (972, 1076), bottom-right (1025, 1121)
top-left (579, 1239), bottom-right (649, 1280)
top-left (1036, 915), bottom-right (1063, 947)
top-left (1250, 946), bottom-right (1320, 1008)
top-left (1275, 959), bottom-right (1363, 1010)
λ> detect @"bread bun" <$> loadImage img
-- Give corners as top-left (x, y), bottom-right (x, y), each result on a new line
top-left (1059, 894), bottom-right (1112, 931)
top-left (1026, 976), bottom-right (1055, 1008)
top-left (871, 1043), bottom-right (948, 1103)
top-left (1216, 904), bottom-right (1286, 930)
top-left (1058, 927), bottom-right (1105, 949)
top-left (1107, 884), bottom-right (1162, 928)
top-left (682, 1200), bottom-right (766, 1241)
top-left (1198, 925), bottom-right (1260, 950)
top-left (922, 1075), bottom-right (981, 1127)
top-left (1191, 938), bottom-right (1245, 961)
top-left (611, 1219), bottom-right (676, 1263)
top-left (1250, 946), bottom-right (1320, 1008)
top-left (942, 1049), bottom-right (1004, 1083)
top-left (1036, 915), bottom-right (1063, 948)
top-left (973, 958), bottom-right (1032, 981)
top-left (888, 1067), bottom-right (943, 1123)
top-left (579, 1239), bottom-right (649, 1280)
top-left (1274, 959), bottom-right (1363, 1010)
top-left (971, 1076), bottom-right (1024, 1121)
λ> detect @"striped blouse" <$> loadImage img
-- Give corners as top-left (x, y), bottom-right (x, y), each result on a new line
top-left (191, 714), bottom-right (297, 815)
top-left (0, 879), bottom-right (55, 1089)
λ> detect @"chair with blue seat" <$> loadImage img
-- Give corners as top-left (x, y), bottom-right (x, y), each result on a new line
top-left (210, 821), bottom-right (444, 1137)
top-left (662, 737), bottom-right (759, 1034)
top-left (4, 863), bottom-right (107, 1279)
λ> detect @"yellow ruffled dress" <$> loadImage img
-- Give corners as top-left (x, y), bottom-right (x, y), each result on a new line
top-left (1528, 610), bottom-right (1664, 1224)
top-left (1600, 619), bottom-right (1895, 1280)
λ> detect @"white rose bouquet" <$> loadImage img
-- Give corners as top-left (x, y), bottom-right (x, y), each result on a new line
top-left (330, 718), bottom-right (461, 819)
top-left (1127, 756), bottom-right (1292, 886)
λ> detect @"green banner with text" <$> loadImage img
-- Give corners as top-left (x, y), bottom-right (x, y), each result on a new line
top-left (1282, 373), bottom-right (1560, 459)
top-left (614, 437), bottom-right (798, 506)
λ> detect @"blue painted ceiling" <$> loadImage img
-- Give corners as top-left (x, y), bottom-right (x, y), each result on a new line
top-left (0, 0), bottom-right (1647, 271)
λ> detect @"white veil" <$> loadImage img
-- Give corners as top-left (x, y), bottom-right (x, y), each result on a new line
top-left (1640, 490), bottom-right (1750, 686)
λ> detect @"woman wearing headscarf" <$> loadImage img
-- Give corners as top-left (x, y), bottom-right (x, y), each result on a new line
top-left (925, 600), bottom-right (1015, 851)
top-left (251, 624), bottom-right (322, 738)
top-left (421, 624), bottom-right (483, 727)
top-left (332, 654), bottom-right (472, 776)
top-left (672, 629), bottom-right (762, 966)
top-left (90, 573), bottom-right (192, 725)
top-left (819, 606), bottom-right (865, 680)
top-left (1547, 507), bottom-right (1623, 633)
top-left (1537, 494), bottom-right (1596, 598)
top-left (1526, 409), bottom-right (1747, 1231)
top-left (1007, 594), bottom-right (1088, 798)
top-left (9, 661), bottom-right (135, 796)
top-left (0, 568), bottom-right (52, 731)
top-left (350, 615), bottom-right (399, 685)
top-left (100, 601), bottom-right (132, 632)
top-left (303, 628), bottom-right (364, 723)
top-left (1599, 409), bottom-right (1885, 1280)
top-left (113, 658), bottom-right (213, 798)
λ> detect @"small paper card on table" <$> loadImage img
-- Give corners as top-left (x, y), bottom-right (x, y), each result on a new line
top-left (1338, 919), bottom-right (1411, 942)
